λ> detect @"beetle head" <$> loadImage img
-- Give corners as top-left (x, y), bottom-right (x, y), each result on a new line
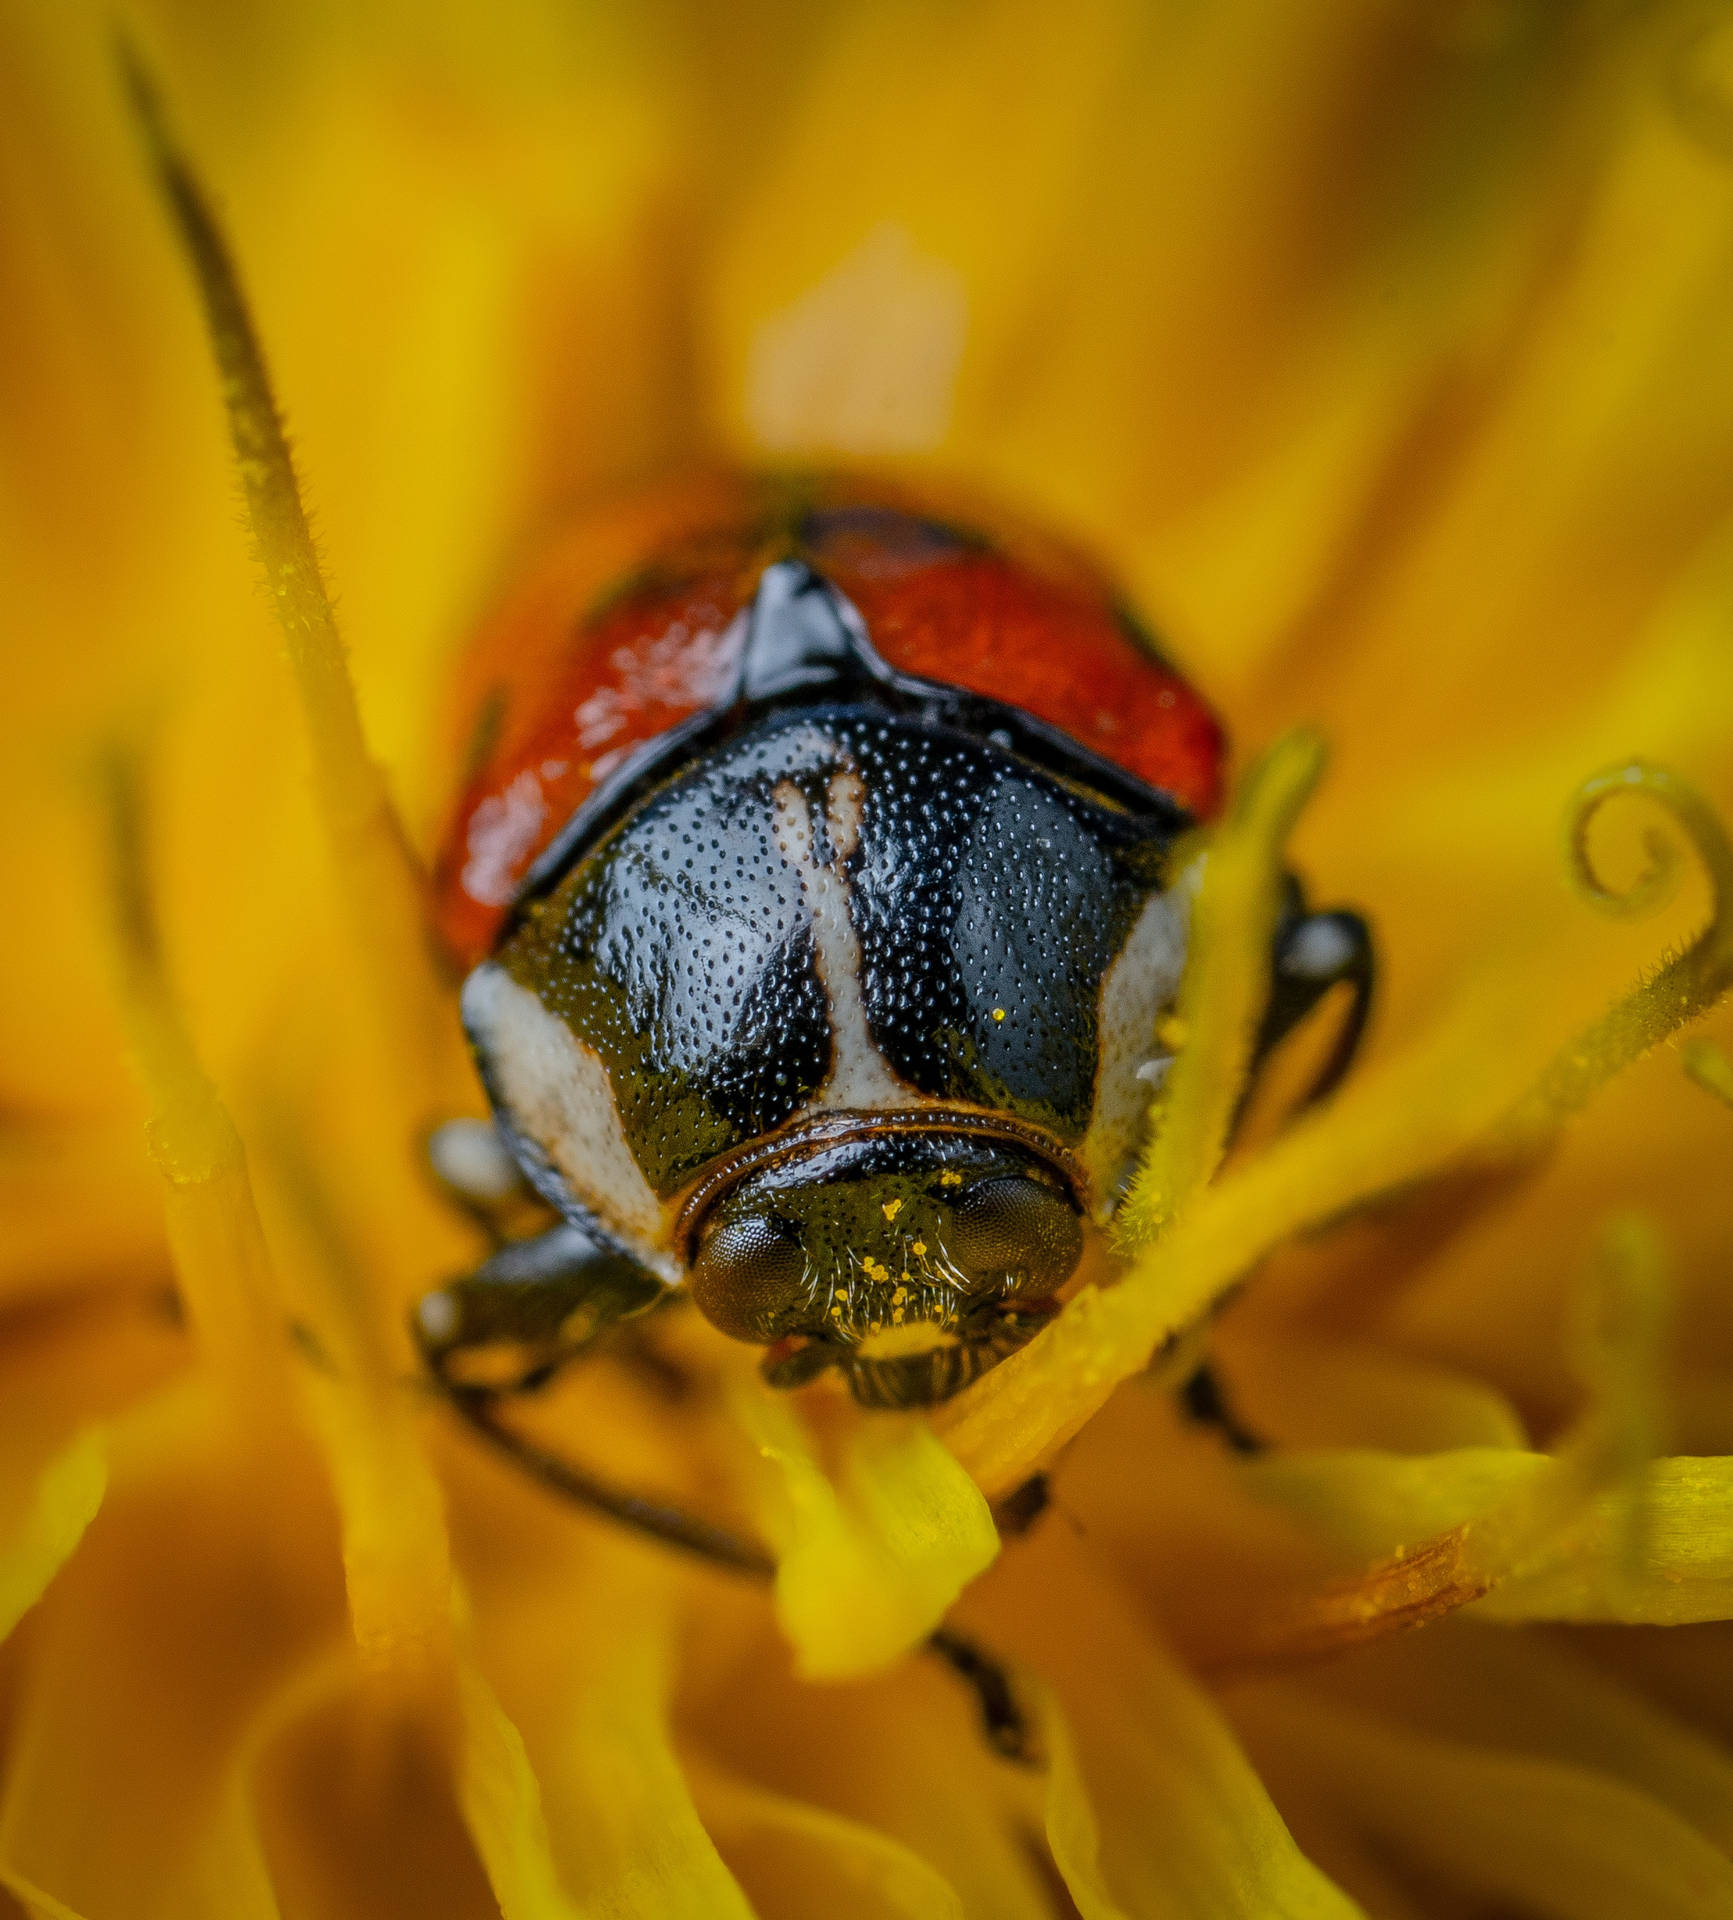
top-left (684, 1127), bottom-right (1082, 1405)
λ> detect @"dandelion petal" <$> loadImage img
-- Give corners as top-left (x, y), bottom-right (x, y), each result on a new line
top-left (0, 1428), bottom-right (104, 1645)
top-left (1235, 1688), bottom-right (1733, 1920)
top-left (736, 1388), bottom-right (998, 1679)
top-left (690, 1757), bottom-right (965, 1920)
top-left (978, 1531), bottom-right (1366, 1918)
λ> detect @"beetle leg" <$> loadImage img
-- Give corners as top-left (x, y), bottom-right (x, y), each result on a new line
top-left (415, 1227), bottom-right (1040, 1758)
top-left (414, 1220), bottom-right (667, 1392)
top-left (1249, 875), bottom-right (1375, 1111)
top-left (445, 1387), bottom-right (778, 1575)
top-left (991, 1472), bottom-right (1051, 1536)
top-left (423, 1115), bottom-right (548, 1251)
top-left (413, 1223), bottom-right (772, 1574)
top-left (927, 1628), bottom-right (1041, 1766)
top-left (1178, 1360), bottom-right (1265, 1454)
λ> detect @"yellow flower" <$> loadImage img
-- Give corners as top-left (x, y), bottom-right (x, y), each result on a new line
top-left (6, 2), bottom-right (1733, 1915)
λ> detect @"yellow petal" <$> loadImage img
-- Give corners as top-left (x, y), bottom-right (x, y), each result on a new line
top-left (0, 1287), bottom-right (183, 1646)
top-left (1242, 1445), bottom-right (1539, 1560)
top-left (105, 734), bottom-right (576, 1915)
top-left (0, 1384), bottom-right (340, 1920)
top-left (453, 1666), bottom-right (583, 1920)
top-left (1234, 1685), bottom-right (1733, 1920)
top-left (1477, 1455), bottom-right (1733, 1625)
top-left (262, 1107), bottom-right (590, 1920)
top-left (1300, 1622), bottom-right (1733, 1858)
top-left (735, 1384), bottom-right (997, 1679)
top-left (471, 1551), bottom-right (752, 1920)
top-left (1182, 1215), bottom-right (1668, 1661)
top-left (690, 1757), bottom-right (964, 1920)
top-left (1212, 1333), bottom-right (1528, 1453)
top-left (675, 1594), bottom-right (1056, 1916)
top-left (0, 1429), bottom-right (105, 1645)
top-left (245, 1649), bottom-right (499, 1920)
top-left (978, 1529), bottom-right (1365, 1918)
top-left (1118, 730), bottom-right (1324, 1245)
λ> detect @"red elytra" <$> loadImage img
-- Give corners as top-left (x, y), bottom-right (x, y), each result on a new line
top-left (432, 474), bottom-right (1225, 966)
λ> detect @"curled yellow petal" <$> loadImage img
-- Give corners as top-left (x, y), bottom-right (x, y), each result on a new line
top-left (1497, 762), bottom-right (1733, 1148)
top-left (735, 1386), bottom-right (998, 1679)
top-left (1118, 730), bottom-right (1325, 1246)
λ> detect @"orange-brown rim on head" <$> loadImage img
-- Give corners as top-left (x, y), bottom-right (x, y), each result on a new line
top-left (669, 1107), bottom-right (1088, 1261)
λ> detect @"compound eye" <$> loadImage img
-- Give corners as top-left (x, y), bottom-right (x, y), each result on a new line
top-left (946, 1176), bottom-right (1082, 1298)
top-left (689, 1213), bottom-right (807, 1342)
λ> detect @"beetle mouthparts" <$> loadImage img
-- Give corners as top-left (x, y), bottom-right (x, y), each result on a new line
top-left (759, 1301), bottom-right (1059, 1411)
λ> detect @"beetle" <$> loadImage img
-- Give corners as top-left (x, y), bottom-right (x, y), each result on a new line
top-left (412, 472), bottom-right (1372, 1553)
top-left (120, 62), bottom-right (1369, 1762)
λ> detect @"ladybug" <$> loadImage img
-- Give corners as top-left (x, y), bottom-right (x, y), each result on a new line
top-left (413, 473), bottom-right (1370, 1540)
top-left (119, 65), bottom-right (1366, 1744)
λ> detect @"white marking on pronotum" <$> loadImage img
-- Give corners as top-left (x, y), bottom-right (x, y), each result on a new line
top-left (773, 770), bottom-right (913, 1110)
top-left (460, 963), bottom-right (675, 1273)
